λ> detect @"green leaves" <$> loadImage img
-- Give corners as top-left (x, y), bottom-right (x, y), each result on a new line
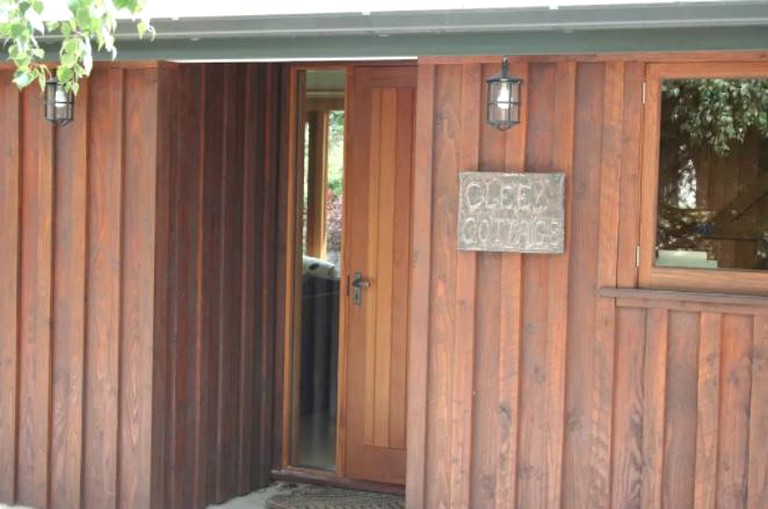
top-left (663, 79), bottom-right (768, 157)
top-left (1, 0), bottom-right (154, 94)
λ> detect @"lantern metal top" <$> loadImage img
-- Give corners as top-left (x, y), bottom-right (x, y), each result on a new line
top-left (486, 56), bottom-right (523, 130)
top-left (44, 78), bottom-right (75, 127)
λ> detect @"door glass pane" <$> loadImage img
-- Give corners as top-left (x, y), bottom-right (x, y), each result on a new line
top-left (656, 78), bottom-right (768, 270)
top-left (293, 69), bottom-right (345, 470)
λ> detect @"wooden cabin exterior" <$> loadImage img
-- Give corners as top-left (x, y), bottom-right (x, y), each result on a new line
top-left (1, 4), bottom-right (768, 508)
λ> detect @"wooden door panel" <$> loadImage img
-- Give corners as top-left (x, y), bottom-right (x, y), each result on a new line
top-left (345, 66), bottom-right (415, 485)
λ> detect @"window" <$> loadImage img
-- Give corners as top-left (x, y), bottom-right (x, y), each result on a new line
top-left (640, 62), bottom-right (768, 294)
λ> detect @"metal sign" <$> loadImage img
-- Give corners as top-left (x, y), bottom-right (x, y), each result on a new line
top-left (458, 172), bottom-right (565, 254)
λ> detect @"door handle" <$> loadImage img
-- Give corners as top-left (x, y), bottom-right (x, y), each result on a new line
top-left (351, 272), bottom-right (371, 305)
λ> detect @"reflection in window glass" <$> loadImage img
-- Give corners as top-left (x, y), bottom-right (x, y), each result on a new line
top-left (656, 78), bottom-right (768, 270)
top-left (293, 70), bottom-right (346, 471)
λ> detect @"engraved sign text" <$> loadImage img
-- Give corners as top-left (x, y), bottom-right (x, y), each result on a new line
top-left (458, 172), bottom-right (565, 253)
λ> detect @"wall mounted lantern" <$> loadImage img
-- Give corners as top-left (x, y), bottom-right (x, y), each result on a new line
top-left (486, 56), bottom-right (522, 130)
top-left (44, 78), bottom-right (75, 127)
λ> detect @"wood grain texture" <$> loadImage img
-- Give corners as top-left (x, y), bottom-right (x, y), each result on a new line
top-left (611, 307), bottom-right (646, 509)
top-left (493, 60), bottom-right (528, 509)
top-left (717, 314), bottom-right (753, 509)
top-left (405, 62), bottom-right (435, 509)
top-left (616, 62), bottom-right (644, 288)
top-left (0, 71), bottom-right (21, 505)
top-left (17, 84), bottom-right (54, 509)
top-left (749, 316), bottom-right (768, 509)
top-left (258, 64), bottom-right (280, 488)
top-left (161, 62), bottom-right (282, 508)
top-left (450, 63), bottom-right (480, 509)
top-left (0, 62), bottom-right (279, 509)
top-left (4, 53), bottom-right (768, 509)
top-left (119, 68), bottom-right (160, 509)
top-left (409, 55), bottom-right (768, 509)
top-left (238, 63), bottom-right (259, 493)
top-left (545, 60), bottom-right (576, 509)
top-left (345, 65), bottom-right (414, 485)
top-left (642, 308), bottom-right (669, 509)
top-left (50, 80), bottom-right (89, 509)
top-left (469, 62), bottom-right (508, 509)
top-left (694, 312), bottom-right (722, 509)
top-left (201, 63), bottom-right (226, 504)
top-left (169, 63), bottom-right (203, 509)
top-left (160, 62), bottom-right (281, 508)
top-left (217, 63), bottom-right (246, 501)
top-left (518, 62), bottom-right (556, 509)
top-left (563, 62), bottom-right (605, 509)
top-left (389, 86), bottom-right (414, 451)
top-left (0, 64), bottom-right (173, 509)
top-left (663, 311), bottom-right (700, 509)
top-left (150, 64), bottom-right (176, 509)
top-left (589, 60), bottom-right (624, 509)
top-left (83, 68), bottom-right (124, 509)
top-left (425, 64), bottom-right (462, 508)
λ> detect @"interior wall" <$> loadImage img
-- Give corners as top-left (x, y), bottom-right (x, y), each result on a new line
top-left (0, 65), bottom-right (165, 509)
top-left (407, 56), bottom-right (768, 509)
top-left (155, 62), bottom-right (282, 509)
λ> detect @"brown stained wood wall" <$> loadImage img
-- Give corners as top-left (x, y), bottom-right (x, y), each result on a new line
top-left (408, 57), bottom-right (768, 509)
top-left (157, 62), bottom-right (281, 509)
top-left (0, 65), bottom-right (164, 509)
top-left (0, 62), bottom-right (281, 509)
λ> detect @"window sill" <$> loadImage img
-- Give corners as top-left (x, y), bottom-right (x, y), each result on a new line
top-left (599, 286), bottom-right (768, 315)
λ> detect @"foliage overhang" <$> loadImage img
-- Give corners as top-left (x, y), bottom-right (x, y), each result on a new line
top-left (0, 0), bottom-right (153, 94)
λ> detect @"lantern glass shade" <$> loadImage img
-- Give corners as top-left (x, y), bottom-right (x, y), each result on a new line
top-left (486, 58), bottom-right (522, 130)
top-left (44, 79), bottom-right (75, 127)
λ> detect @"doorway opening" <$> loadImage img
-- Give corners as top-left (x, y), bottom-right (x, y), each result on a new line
top-left (281, 62), bottom-right (415, 488)
top-left (290, 68), bottom-right (347, 471)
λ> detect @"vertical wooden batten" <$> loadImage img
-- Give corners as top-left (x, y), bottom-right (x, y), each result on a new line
top-left (405, 61), bottom-right (435, 509)
top-left (17, 84), bottom-right (55, 509)
top-left (493, 59), bottom-right (528, 509)
top-left (450, 62), bottom-right (481, 509)
top-left (119, 67), bottom-right (161, 509)
top-left (83, 67), bottom-right (124, 509)
top-left (0, 70), bottom-right (21, 505)
top-left (50, 79), bottom-right (89, 509)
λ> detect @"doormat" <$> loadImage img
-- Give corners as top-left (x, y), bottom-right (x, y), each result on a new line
top-left (266, 485), bottom-right (404, 509)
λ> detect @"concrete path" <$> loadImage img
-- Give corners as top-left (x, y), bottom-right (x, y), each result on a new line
top-left (0, 482), bottom-right (300, 509)
top-left (208, 483), bottom-right (301, 509)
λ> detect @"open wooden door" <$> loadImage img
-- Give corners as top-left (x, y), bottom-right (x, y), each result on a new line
top-left (343, 65), bottom-right (416, 485)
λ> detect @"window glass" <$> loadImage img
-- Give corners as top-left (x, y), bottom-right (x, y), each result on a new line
top-left (656, 78), bottom-right (768, 271)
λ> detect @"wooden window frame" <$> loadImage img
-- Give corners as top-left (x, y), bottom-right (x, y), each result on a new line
top-left (639, 61), bottom-right (768, 295)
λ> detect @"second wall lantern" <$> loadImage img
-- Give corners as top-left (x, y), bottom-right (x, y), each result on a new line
top-left (486, 56), bottom-right (522, 130)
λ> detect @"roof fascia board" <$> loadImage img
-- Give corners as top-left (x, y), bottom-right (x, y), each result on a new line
top-left (76, 27), bottom-right (768, 62)
top-left (106, 2), bottom-right (768, 40)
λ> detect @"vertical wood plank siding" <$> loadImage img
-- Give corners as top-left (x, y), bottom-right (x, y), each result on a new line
top-left (4, 54), bottom-right (768, 509)
top-left (0, 62), bottom-right (280, 509)
top-left (408, 56), bottom-right (768, 508)
top-left (159, 62), bottom-right (281, 509)
top-left (0, 66), bottom-right (161, 509)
